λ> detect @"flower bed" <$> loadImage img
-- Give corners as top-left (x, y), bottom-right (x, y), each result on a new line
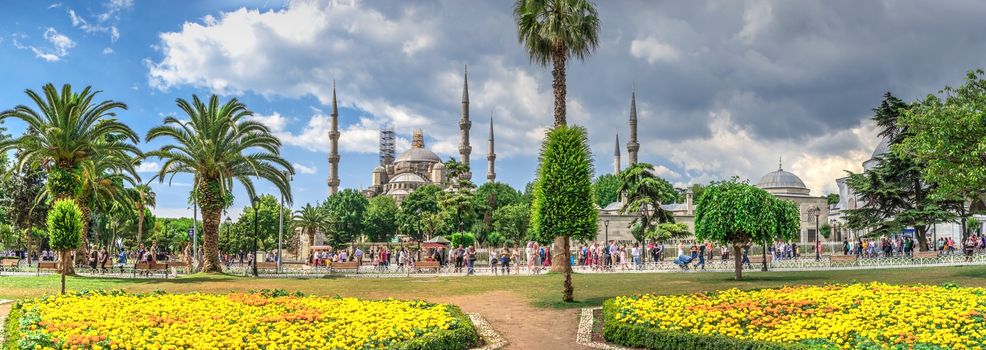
top-left (603, 282), bottom-right (986, 350)
top-left (3, 290), bottom-right (478, 350)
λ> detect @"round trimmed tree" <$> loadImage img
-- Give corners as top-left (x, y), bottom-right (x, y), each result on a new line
top-left (48, 199), bottom-right (84, 294)
top-left (694, 179), bottom-right (776, 280)
top-left (529, 125), bottom-right (597, 302)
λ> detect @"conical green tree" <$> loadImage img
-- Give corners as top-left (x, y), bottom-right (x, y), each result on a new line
top-left (146, 95), bottom-right (293, 273)
top-left (529, 126), bottom-right (597, 302)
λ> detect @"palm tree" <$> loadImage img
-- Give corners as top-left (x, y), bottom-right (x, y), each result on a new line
top-left (618, 163), bottom-right (677, 246)
top-left (77, 152), bottom-right (138, 257)
top-left (131, 183), bottom-right (156, 245)
top-left (0, 84), bottom-right (140, 199)
top-left (0, 83), bottom-right (139, 275)
top-left (293, 203), bottom-right (328, 255)
top-left (146, 95), bottom-right (293, 273)
top-left (514, 0), bottom-right (600, 127)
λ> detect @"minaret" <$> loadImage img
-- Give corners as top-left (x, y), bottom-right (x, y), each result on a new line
top-left (459, 65), bottom-right (473, 180)
top-left (327, 81), bottom-right (341, 195)
top-left (487, 112), bottom-right (496, 183)
top-left (627, 85), bottom-right (640, 165)
top-left (613, 134), bottom-right (621, 174)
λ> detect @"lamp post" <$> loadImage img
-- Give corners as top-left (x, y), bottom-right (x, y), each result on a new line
top-left (809, 206), bottom-right (821, 261)
top-left (278, 171), bottom-right (292, 273)
top-left (252, 196), bottom-right (259, 277)
top-left (603, 220), bottom-right (610, 244)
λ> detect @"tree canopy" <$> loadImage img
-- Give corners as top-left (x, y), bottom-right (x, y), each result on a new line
top-left (694, 179), bottom-right (778, 280)
top-left (592, 174), bottom-right (621, 208)
top-left (397, 184), bottom-right (442, 241)
top-left (322, 189), bottom-right (368, 247)
top-left (363, 195), bottom-right (398, 242)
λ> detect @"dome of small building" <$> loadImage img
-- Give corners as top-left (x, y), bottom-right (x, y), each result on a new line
top-left (395, 148), bottom-right (442, 163)
top-left (757, 169), bottom-right (807, 190)
top-left (372, 165), bottom-right (386, 173)
top-left (432, 162), bottom-right (445, 169)
top-left (871, 137), bottom-right (890, 159)
top-left (389, 172), bottom-right (429, 184)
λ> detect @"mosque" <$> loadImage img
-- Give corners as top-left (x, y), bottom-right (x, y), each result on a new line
top-left (597, 89), bottom-right (830, 245)
top-left (325, 67), bottom-right (496, 203)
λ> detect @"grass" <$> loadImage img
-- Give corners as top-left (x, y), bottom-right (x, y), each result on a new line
top-left (2, 265), bottom-right (986, 308)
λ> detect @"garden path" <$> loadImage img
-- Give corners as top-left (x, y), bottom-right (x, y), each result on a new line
top-left (433, 291), bottom-right (584, 350)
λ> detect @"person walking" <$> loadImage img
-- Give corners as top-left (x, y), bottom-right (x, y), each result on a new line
top-left (632, 243), bottom-right (642, 270)
top-left (466, 246), bottom-right (477, 275)
top-left (696, 243), bottom-right (706, 270)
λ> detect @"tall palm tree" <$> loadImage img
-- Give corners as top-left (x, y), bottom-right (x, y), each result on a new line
top-left (131, 183), bottom-right (156, 245)
top-left (514, 0), bottom-right (600, 127)
top-left (146, 95), bottom-right (293, 273)
top-left (293, 203), bottom-right (328, 256)
top-left (618, 163), bottom-right (676, 245)
top-left (0, 84), bottom-right (140, 199)
top-left (0, 83), bottom-right (139, 275)
top-left (77, 152), bottom-right (138, 256)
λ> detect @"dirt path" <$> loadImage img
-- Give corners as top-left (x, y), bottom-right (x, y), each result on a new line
top-left (431, 291), bottom-right (584, 350)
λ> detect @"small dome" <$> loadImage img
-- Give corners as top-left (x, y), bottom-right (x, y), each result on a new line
top-left (871, 137), bottom-right (890, 160)
top-left (432, 162), bottom-right (445, 169)
top-left (389, 172), bottom-right (428, 184)
top-left (372, 165), bottom-right (386, 173)
top-left (395, 148), bottom-right (442, 163)
top-left (757, 169), bottom-right (807, 190)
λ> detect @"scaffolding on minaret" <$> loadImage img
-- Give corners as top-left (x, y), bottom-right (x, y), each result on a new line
top-left (379, 125), bottom-right (395, 166)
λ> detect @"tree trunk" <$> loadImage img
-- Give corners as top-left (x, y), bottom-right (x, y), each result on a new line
top-left (915, 225), bottom-right (930, 251)
top-left (137, 204), bottom-right (145, 245)
top-left (551, 46), bottom-right (567, 128)
top-left (733, 241), bottom-right (743, 280)
top-left (200, 206), bottom-right (222, 273)
top-left (561, 236), bottom-right (574, 302)
top-left (60, 250), bottom-right (67, 295)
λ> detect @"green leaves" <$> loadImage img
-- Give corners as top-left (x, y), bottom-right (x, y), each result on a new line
top-left (513, 0), bottom-right (601, 66)
top-left (618, 163), bottom-right (677, 241)
top-left (47, 199), bottom-right (83, 251)
top-left (323, 189), bottom-right (369, 247)
top-left (529, 125), bottom-right (597, 243)
top-left (694, 179), bottom-right (784, 245)
top-left (592, 174), bottom-right (622, 208)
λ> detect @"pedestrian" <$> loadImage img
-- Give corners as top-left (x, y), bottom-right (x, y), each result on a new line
top-left (466, 246), bottom-right (477, 275)
top-left (696, 243), bottom-right (706, 270)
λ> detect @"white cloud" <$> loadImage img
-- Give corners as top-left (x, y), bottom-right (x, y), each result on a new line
top-left (65, 0), bottom-right (130, 43)
top-left (136, 161), bottom-right (161, 173)
top-left (630, 37), bottom-right (680, 63)
top-left (647, 110), bottom-right (878, 195)
top-left (651, 165), bottom-right (680, 179)
top-left (102, 47), bottom-right (113, 54)
top-left (19, 28), bottom-right (76, 62)
top-left (292, 163), bottom-right (317, 174)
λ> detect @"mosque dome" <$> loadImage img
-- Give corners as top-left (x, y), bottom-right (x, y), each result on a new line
top-left (389, 172), bottom-right (429, 184)
top-left (395, 148), bottom-right (442, 163)
top-left (372, 165), bottom-right (386, 173)
top-left (863, 137), bottom-right (890, 170)
top-left (757, 162), bottom-right (810, 196)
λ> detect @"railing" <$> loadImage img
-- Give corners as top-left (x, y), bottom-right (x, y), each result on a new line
top-left (5, 252), bottom-right (986, 278)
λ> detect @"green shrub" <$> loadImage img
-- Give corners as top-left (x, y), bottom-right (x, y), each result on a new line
top-left (47, 199), bottom-right (84, 252)
top-left (602, 299), bottom-right (812, 350)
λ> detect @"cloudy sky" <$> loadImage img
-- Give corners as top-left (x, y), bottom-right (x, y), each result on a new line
top-left (2, 0), bottom-right (985, 218)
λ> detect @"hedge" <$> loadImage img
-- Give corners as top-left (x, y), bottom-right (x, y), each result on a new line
top-left (601, 299), bottom-right (812, 350)
top-left (394, 305), bottom-right (479, 350)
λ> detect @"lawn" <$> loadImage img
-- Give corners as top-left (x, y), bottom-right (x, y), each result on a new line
top-left (2, 265), bottom-right (986, 307)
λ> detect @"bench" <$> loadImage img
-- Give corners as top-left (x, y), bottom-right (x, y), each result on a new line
top-left (37, 261), bottom-right (59, 275)
top-left (414, 260), bottom-right (441, 273)
top-left (0, 258), bottom-right (19, 273)
top-left (829, 255), bottom-right (858, 266)
top-left (256, 262), bottom-right (279, 272)
top-left (913, 251), bottom-right (939, 259)
top-left (168, 261), bottom-right (190, 274)
top-left (747, 255), bottom-right (773, 263)
top-left (330, 261), bottom-right (360, 274)
top-left (133, 263), bottom-right (169, 278)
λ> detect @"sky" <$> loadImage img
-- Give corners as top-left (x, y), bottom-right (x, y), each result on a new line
top-left (1, 0), bottom-right (985, 219)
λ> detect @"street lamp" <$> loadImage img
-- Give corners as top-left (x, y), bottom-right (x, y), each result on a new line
top-left (224, 216), bottom-right (231, 267)
top-left (809, 206), bottom-right (821, 261)
top-left (278, 171), bottom-right (292, 273)
top-left (252, 196), bottom-right (259, 277)
top-left (603, 220), bottom-right (610, 244)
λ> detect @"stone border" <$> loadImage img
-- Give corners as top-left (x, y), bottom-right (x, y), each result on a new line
top-left (577, 307), bottom-right (633, 350)
top-left (468, 312), bottom-right (507, 350)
